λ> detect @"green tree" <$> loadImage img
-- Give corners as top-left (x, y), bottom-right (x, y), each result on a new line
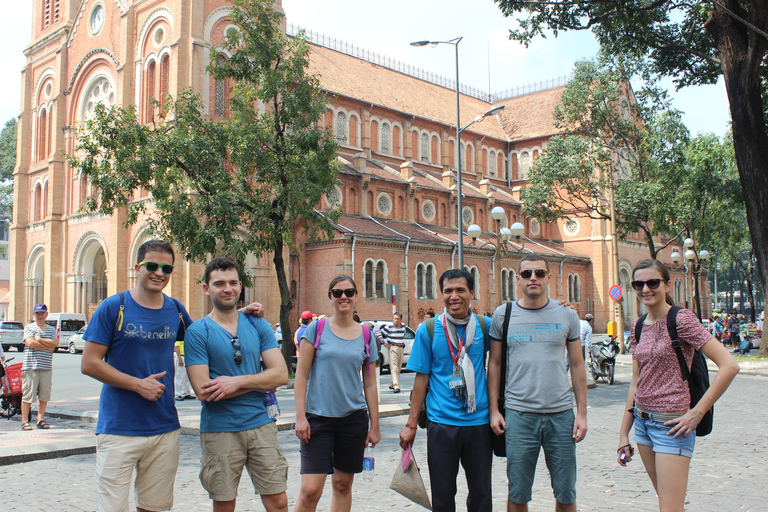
top-left (522, 58), bottom-right (693, 258)
top-left (0, 118), bottom-right (16, 182)
top-left (67, 0), bottom-right (339, 368)
top-left (496, 0), bottom-right (768, 358)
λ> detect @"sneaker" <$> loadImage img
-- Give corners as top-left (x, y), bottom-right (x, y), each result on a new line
top-left (175, 396), bottom-right (185, 401)
top-left (393, 387), bottom-right (401, 393)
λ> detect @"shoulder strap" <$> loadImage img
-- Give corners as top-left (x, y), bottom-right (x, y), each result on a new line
top-left (362, 325), bottom-right (371, 374)
top-left (666, 306), bottom-right (690, 382)
top-left (115, 290), bottom-right (128, 332)
top-left (314, 318), bottom-right (326, 349)
top-left (635, 313), bottom-right (648, 343)
top-left (171, 297), bottom-right (185, 341)
top-left (498, 301), bottom-right (513, 399)
top-left (426, 317), bottom-right (435, 341)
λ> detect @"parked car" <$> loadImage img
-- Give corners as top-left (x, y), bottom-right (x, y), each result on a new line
top-left (67, 326), bottom-right (88, 354)
top-left (0, 321), bottom-right (25, 352)
top-left (45, 313), bottom-right (87, 352)
top-left (363, 320), bottom-right (416, 375)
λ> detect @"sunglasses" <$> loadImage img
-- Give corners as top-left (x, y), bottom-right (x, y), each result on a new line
top-left (139, 261), bottom-right (175, 275)
top-left (631, 279), bottom-right (665, 292)
top-left (520, 269), bottom-right (548, 279)
top-left (329, 288), bottom-right (356, 299)
top-left (231, 336), bottom-right (242, 364)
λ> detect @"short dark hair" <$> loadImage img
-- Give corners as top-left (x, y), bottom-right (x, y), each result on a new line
top-left (393, 312), bottom-right (402, 319)
top-left (204, 257), bottom-right (240, 285)
top-left (439, 269), bottom-right (474, 292)
top-left (518, 253), bottom-right (549, 273)
top-left (137, 240), bottom-right (175, 264)
top-left (426, 311), bottom-right (435, 318)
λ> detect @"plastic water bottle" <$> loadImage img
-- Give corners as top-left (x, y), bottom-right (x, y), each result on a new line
top-left (264, 391), bottom-right (280, 418)
top-left (362, 446), bottom-right (375, 481)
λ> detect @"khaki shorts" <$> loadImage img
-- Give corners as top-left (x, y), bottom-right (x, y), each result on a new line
top-left (21, 369), bottom-right (52, 403)
top-left (95, 429), bottom-right (181, 512)
top-left (200, 422), bottom-right (288, 501)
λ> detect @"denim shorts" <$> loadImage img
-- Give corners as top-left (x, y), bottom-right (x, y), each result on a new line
top-left (633, 415), bottom-right (695, 458)
top-left (505, 408), bottom-right (577, 505)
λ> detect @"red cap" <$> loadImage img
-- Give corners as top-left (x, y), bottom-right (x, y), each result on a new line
top-left (301, 310), bottom-right (314, 320)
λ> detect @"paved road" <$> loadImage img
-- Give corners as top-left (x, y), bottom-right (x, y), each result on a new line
top-left (1, 364), bottom-right (766, 511)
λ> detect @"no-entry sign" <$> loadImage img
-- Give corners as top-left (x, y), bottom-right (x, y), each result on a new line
top-left (609, 285), bottom-right (623, 301)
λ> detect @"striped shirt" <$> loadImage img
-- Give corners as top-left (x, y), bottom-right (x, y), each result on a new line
top-left (381, 323), bottom-right (407, 346)
top-left (22, 322), bottom-right (57, 371)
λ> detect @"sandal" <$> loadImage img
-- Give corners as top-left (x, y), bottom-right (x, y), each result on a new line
top-left (21, 421), bottom-right (33, 431)
top-left (36, 420), bottom-right (51, 429)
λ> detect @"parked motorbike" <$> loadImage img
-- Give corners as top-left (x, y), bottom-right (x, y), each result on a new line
top-left (1, 357), bottom-right (23, 418)
top-left (588, 337), bottom-right (619, 385)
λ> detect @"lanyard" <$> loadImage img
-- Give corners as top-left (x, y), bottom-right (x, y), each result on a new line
top-left (442, 314), bottom-right (466, 365)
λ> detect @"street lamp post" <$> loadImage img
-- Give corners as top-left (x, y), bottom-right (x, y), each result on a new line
top-left (467, 206), bottom-right (525, 305)
top-left (671, 238), bottom-right (710, 318)
top-left (411, 38), bottom-right (504, 270)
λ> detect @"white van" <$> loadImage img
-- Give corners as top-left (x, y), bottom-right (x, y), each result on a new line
top-left (45, 313), bottom-right (87, 352)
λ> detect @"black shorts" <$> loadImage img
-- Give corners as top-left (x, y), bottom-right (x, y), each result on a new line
top-left (299, 409), bottom-right (369, 475)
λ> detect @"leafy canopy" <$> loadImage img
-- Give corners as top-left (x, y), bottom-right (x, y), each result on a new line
top-left (522, 57), bottom-right (697, 258)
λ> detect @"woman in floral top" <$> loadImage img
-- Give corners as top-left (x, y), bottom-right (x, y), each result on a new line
top-left (617, 259), bottom-right (739, 511)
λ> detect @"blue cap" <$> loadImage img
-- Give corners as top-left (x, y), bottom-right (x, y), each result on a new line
top-left (33, 303), bottom-right (48, 313)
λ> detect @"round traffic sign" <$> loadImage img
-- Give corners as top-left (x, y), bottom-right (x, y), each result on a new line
top-left (609, 285), bottom-right (623, 301)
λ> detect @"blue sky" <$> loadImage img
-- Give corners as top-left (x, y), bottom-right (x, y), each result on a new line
top-left (1, 0), bottom-right (731, 137)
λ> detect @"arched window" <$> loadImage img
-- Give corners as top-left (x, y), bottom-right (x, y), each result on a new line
top-left (160, 54), bottom-right (170, 107)
top-left (463, 265), bottom-right (480, 296)
top-left (145, 60), bottom-right (156, 123)
top-left (421, 133), bottom-right (429, 162)
top-left (336, 111), bottom-right (347, 144)
top-left (37, 109), bottom-right (48, 162)
top-left (489, 150), bottom-right (497, 177)
top-left (502, 268), bottom-right (516, 301)
top-left (519, 151), bottom-right (531, 178)
top-left (415, 262), bottom-right (436, 300)
top-left (364, 259), bottom-right (386, 298)
top-left (33, 184), bottom-right (42, 222)
top-left (214, 54), bottom-right (227, 117)
top-left (381, 122), bottom-right (390, 154)
top-left (568, 274), bottom-right (581, 302)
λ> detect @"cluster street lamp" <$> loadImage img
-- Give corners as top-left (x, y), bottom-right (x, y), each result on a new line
top-left (671, 237), bottom-right (711, 318)
top-left (411, 37), bottom-right (505, 269)
top-left (467, 206), bottom-right (526, 304)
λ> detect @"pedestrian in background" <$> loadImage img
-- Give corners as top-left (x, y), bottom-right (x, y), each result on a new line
top-left (21, 303), bottom-right (58, 431)
top-left (293, 274), bottom-right (380, 512)
top-left (580, 314), bottom-right (594, 362)
top-left (618, 259), bottom-right (739, 512)
top-left (725, 310), bottom-right (740, 350)
top-left (381, 312), bottom-right (407, 393)
top-left (293, 311), bottom-right (313, 358)
top-left (173, 339), bottom-right (195, 401)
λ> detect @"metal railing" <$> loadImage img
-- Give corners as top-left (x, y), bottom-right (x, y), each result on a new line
top-left (287, 24), bottom-right (570, 102)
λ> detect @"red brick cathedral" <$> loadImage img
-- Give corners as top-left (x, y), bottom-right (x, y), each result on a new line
top-left (11, 0), bottom-right (708, 333)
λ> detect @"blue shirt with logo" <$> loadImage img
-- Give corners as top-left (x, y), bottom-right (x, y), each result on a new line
top-left (84, 291), bottom-right (193, 436)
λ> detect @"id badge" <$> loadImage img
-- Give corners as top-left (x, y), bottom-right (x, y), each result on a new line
top-left (449, 365), bottom-right (465, 390)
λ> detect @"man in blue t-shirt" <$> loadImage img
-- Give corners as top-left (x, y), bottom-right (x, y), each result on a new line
top-left (185, 257), bottom-right (289, 512)
top-left (81, 241), bottom-right (265, 512)
top-left (399, 269), bottom-right (492, 512)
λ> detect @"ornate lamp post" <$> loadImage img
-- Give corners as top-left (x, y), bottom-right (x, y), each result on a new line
top-left (671, 238), bottom-right (710, 318)
top-left (466, 206), bottom-right (525, 304)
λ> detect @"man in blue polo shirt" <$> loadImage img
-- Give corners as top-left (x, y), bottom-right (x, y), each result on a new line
top-left (185, 257), bottom-right (289, 512)
top-left (399, 269), bottom-right (492, 512)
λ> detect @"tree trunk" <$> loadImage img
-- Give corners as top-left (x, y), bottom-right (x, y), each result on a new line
top-left (693, 264), bottom-right (702, 320)
top-left (707, 6), bottom-right (768, 356)
top-left (273, 235), bottom-right (295, 372)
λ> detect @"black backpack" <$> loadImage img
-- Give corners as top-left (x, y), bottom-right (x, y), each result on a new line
top-left (634, 306), bottom-right (712, 436)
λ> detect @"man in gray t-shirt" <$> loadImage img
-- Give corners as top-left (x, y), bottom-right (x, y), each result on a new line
top-left (487, 254), bottom-right (587, 512)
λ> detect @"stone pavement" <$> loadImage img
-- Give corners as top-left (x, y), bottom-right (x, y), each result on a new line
top-left (1, 364), bottom-right (767, 511)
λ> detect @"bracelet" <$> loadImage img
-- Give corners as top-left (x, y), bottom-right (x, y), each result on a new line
top-left (405, 424), bottom-right (417, 430)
